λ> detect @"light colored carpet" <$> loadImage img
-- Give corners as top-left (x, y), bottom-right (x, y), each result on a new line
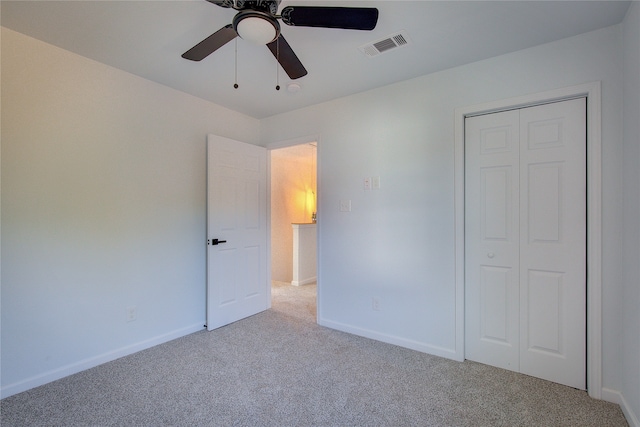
top-left (0, 282), bottom-right (628, 426)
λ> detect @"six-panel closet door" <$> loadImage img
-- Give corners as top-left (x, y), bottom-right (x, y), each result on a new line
top-left (464, 98), bottom-right (586, 390)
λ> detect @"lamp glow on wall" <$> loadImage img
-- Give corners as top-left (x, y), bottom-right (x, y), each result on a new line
top-left (291, 143), bottom-right (317, 223)
top-left (306, 188), bottom-right (316, 223)
top-left (307, 142), bottom-right (317, 223)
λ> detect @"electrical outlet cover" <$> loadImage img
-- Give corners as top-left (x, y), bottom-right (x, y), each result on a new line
top-left (339, 200), bottom-right (352, 212)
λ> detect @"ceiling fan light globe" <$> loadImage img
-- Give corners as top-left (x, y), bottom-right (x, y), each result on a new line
top-left (236, 16), bottom-right (279, 45)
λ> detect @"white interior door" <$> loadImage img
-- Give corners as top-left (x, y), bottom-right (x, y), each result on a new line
top-left (207, 134), bottom-right (268, 330)
top-left (464, 109), bottom-right (521, 372)
top-left (518, 99), bottom-right (586, 388)
top-left (465, 98), bottom-right (586, 390)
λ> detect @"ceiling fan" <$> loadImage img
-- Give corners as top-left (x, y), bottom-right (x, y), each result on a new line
top-left (182, 0), bottom-right (379, 80)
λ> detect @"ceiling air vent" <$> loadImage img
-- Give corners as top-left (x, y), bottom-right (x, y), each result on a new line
top-left (358, 31), bottom-right (411, 58)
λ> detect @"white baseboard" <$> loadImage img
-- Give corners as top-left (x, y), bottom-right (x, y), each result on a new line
top-left (602, 388), bottom-right (640, 427)
top-left (1, 322), bottom-right (204, 399)
top-left (318, 316), bottom-right (457, 361)
top-left (291, 276), bottom-right (317, 286)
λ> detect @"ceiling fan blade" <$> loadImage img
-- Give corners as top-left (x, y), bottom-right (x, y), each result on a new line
top-left (182, 24), bottom-right (237, 61)
top-left (267, 35), bottom-right (308, 80)
top-left (281, 6), bottom-right (378, 30)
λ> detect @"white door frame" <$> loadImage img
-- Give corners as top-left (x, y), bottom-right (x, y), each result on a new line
top-left (265, 134), bottom-right (321, 317)
top-left (453, 82), bottom-right (602, 399)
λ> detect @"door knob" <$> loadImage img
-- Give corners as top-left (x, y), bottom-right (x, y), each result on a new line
top-left (208, 238), bottom-right (227, 246)
top-left (487, 252), bottom-right (495, 258)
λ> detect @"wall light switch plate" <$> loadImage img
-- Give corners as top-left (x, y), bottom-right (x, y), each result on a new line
top-left (339, 200), bottom-right (352, 212)
top-left (364, 177), bottom-right (371, 190)
top-left (372, 176), bottom-right (381, 189)
top-left (126, 306), bottom-right (137, 322)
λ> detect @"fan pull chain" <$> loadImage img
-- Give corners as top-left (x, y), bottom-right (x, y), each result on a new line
top-left (233, 38), bottom-right (239, 89)
top-left (275, 38), bottom-right (280, 91)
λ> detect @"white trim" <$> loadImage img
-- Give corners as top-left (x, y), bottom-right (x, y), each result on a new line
top-left (291, 277), bottom-right (317, 286)
top-left (318, 318), bottom-right (458, 360)
top-left (453, 82), bottom-right (603, 398)
top-left (0, 323), bottom-right (204, 399)
top-left (265, 134), bottom-right (320, 150)
top-left (266, 146), bottom-right (273, 309)
top-left (602, 388), bottom-right (640, 427)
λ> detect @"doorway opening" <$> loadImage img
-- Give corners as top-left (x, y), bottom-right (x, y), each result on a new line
top-left (269, 142), bottom-right (318, 320)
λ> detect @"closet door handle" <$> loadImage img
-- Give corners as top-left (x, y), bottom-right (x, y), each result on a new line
top-left (208, 239), bottom-right (227, 246)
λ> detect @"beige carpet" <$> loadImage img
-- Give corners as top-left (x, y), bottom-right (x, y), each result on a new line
top-left (0, 282), bottom-right (628, 426)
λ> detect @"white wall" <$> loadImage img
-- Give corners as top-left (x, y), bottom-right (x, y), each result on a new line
top-left (1, 27), bottom-right (260, 397)
top-left (621, 3), bottom-right (640, 425)
top-left (261, 24), bottom-right (629, 401)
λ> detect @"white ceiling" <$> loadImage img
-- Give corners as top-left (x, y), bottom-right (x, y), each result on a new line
top-left (1, 0), bottom-right (631, 119)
